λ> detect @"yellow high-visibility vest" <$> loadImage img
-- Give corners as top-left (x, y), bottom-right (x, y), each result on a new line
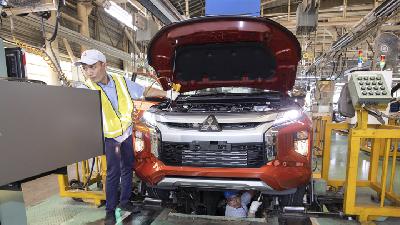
top-left (85, 74), bottom-right (134, 138)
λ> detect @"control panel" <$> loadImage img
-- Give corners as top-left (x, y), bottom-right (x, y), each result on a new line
top-left (348, 72), bottom-right (392, 107)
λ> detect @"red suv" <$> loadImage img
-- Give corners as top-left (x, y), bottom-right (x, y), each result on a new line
top-left (133, 16), bottom-right (311, 214)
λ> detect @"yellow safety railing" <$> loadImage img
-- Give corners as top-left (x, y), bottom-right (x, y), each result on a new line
top-left (316, 106), bottom-right (400, 222)
top-left (343, 107), bottom-right (400, 222)
top-left (312, 115), bottom-right (350, 182)
top-left (58, 155), bottom-right (107, 206)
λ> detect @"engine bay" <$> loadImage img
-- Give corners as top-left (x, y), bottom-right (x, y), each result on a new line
top-left (155, 92), bottom-right (294, 113)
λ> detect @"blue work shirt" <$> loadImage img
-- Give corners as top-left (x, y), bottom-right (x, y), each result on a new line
top-left (78, 74), bottom-right (145, 142)
top-left (225, 192), bottom-right (252, 218)
top-left (97, 75), bottom-right (145, 112)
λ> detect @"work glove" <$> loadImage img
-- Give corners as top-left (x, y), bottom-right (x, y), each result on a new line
top-left (249, 200), bottom-right (262, 214)
top-left (166, 90), bottom-right (179, 100)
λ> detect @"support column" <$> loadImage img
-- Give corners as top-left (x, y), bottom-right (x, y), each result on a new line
top-left (343, 133), bottom-right (360, 214)
top-left (185, 0), bottom-right (189, 17)
top-left (77, 2), bottom-right (93, 52)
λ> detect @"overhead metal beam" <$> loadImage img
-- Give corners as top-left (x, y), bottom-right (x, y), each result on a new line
top-left (7, 15), bottom-right (133, 62)
top-left (61, 13), bottom-right (83, 26)
top-left (136, 0), bottom-right (185, 24)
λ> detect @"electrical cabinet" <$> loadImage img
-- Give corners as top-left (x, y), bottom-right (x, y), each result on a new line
top-left (348, 71), bottom-right (392, 106)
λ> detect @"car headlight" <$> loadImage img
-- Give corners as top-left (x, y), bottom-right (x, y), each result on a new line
top-left (141, 111), bottom-right (157, 127)
top-left (134, 112), bottom-right (161, 157)
top-left (274, 109), bottom-right (302, 126)
top-left (293, 131), bottom-right (309, 156)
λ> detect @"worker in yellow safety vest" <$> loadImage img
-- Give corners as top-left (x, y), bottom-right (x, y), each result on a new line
top-left (75, 49), bottom-right (178, 225)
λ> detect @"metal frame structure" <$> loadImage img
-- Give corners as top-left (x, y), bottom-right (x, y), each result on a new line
top-left (343, 107), bottom-right (400, 222)
top-left (315, 107), bottom-right (400, 222)
top-left (312, 114), bottom-right (350, 183)
top-left (58, 156), bottom-right (107, 206)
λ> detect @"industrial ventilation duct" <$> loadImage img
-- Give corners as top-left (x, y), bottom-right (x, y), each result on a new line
top-left (296, 0), bottom-right (319, 35)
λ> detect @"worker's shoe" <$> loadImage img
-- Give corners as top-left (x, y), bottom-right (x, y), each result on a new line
top-left (118, 202), bottom-right (141, 214)
top-left (104, 211), bottom-right (116, 225)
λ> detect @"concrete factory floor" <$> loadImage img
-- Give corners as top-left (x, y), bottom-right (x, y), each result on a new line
top-left (20, 133), bottom-right (400, 225)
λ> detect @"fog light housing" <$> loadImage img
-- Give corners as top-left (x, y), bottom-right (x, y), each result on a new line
top-left (264, 128), bottom-right (278, 161)
top-left (149, 128), bottom-right (161, 157)
top-left (134, 131), bottom-right (145, 152)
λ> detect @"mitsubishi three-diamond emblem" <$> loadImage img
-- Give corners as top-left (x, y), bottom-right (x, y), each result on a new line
top-left (199, 115), bottom-right (221, 132)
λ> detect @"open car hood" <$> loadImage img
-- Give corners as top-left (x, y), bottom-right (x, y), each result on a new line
top-left (148, 16), bottom-right (301, 93)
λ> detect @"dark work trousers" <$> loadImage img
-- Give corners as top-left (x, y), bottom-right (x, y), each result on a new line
top-left (104, 135), bottom-right (134, 213)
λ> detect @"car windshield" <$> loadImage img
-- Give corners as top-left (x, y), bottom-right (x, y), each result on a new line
top-left (182, 87), bottom-right (277, 96)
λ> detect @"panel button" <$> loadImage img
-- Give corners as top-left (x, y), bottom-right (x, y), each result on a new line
top-left (378, 81), bottom-right (383, 85)
top-left (362, 91), bottom-right (367, 95)
top-left (367, 86), bottom-right (372, 90)
top-left (361, 86), bottom-right (366, 90)
top-left (357, 76), bottom-right (363, 80)
top-left (375, 91), bottom-right (380, 95)
top-left (376, 77), bottom-right (382, 80)
top-left (368, 91), bottom-right (374, 95)
top-left (382, 91), bottom-right (387, 95)
top-left (373, 86), bottom-right (378, 90)
top-left (364, 77), bottom-right (369, 80)
top-left (380, 86), bottom-right (385, 90)
top-left (359, 81), bottom-right (364, 85)
top-left (370, 77), bottom-right (375, 80)
top-left (366, 81), bottom-right (371, 85)
top-left (372, 81), bottom-right (377, 85)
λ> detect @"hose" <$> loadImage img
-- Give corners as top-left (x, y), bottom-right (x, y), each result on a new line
top-left (44, 0), bottom-right (64, 44)
top-left (83, 157), bottom-right (96, 189)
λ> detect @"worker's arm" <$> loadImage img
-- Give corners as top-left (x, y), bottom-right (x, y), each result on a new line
top-left (124, 78), bottom-right (178, 100)
top-left (144, 87), bottom-right (179, 100)
top-left (247, 191), bottom-right (262, 218)
top-left (144, 87), bottom-right (167, 98)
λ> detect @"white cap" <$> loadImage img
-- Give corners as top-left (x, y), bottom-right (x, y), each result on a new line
top-left (74, 49), bottom-right (106, 66)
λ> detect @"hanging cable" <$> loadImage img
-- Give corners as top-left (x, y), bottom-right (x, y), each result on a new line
top-left (46, 0), bottom-right (64, 43)
top-left (12, 37), bottom-right (71, 86)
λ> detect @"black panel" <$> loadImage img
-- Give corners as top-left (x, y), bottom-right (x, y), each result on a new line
top-left (160, 141), bottom-right (265, 168)
top-left (5, 48), bottom-right (26, 78)
top-left (174, 42), bottom-right (276, 82)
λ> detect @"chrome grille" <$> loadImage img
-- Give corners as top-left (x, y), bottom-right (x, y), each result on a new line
top-left (160, 141), bottom-right (265, 168)
top-left (163, 122), bottom-right (262, 130)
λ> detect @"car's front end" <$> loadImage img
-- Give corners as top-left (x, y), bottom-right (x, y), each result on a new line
top-left (132, 16), bottom-right (311, 213)
top-left (134, 90), bottom-right (312, 192)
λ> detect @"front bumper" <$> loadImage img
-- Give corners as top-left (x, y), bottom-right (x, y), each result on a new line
top-left (134, 158), bottom-right (311, 191)
top-left (134, 111), bottom-right (312, 191)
